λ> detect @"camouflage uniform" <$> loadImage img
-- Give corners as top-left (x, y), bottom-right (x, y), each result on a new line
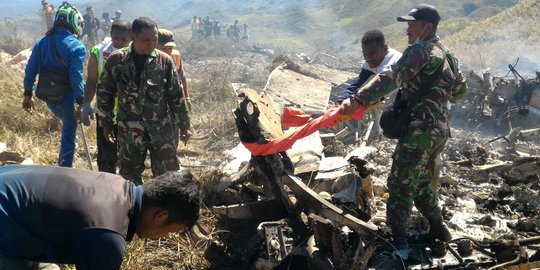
top-left (97, 45), bottom-right (190, 185)
top-left (354, 36), bottom-right (467, 238)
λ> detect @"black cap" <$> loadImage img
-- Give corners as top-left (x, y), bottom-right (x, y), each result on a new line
top-left (397, 4), bottom-right (440, 24)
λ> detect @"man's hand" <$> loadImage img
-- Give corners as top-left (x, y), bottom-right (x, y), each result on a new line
top-left (340, 97), bottom-right (361, 116)
top-left (103, 126), bottom-right (116, 143)
top-left (22, 96), bottom-right (35, 114)
top-left (80, 102), bottom-right (94, 126)
top-left (179, 128), bottom-right (192, 146)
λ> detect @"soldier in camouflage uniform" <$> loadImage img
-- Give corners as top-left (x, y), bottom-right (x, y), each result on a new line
top-left (97, 17), bottom-right (191, 185)
top-left (341, 4), bottom-right (467, 254)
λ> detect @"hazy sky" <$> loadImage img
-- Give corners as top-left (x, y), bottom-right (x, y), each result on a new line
top-left (2, 0), bottom-right (99, 19)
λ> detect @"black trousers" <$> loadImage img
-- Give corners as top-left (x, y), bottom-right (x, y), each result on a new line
top-left (96, 115), bottom-right (118, 173)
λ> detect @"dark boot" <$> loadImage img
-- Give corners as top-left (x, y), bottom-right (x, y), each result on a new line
top-left (424, 210), bottom-right (452, 242)
top-left (428, 222), bottom-right (452, 242)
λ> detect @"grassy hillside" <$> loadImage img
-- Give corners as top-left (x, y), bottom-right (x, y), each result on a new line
top-left (162, 0), bottom-right (520, 57)
top-left (443, 0), bottom-right (540, 72)
top-left (4, 0), bottom-right (519, 54)
top-left (3, 0), bottom-right (537, 74)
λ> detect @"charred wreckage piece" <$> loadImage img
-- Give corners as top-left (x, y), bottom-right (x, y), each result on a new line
top-left (211, 87), bottom-right (540, 270)
top-left (452, 64), bottom-right (540, 135)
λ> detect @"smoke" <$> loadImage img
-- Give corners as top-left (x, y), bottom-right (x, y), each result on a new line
top-left (444, 0), bottom-right (540, 77)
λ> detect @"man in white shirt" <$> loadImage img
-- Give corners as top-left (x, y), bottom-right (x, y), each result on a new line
top-left (336, 30), bottom-right (402, 136)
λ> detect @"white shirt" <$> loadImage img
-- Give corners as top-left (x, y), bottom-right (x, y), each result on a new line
top-left (361, 48), bottom-right (402, 74)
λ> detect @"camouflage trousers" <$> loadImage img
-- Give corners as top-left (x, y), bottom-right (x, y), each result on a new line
top-left (117, 121), bottom-right (179, 185)
top-left (386, 129), bottom-right (448, 238)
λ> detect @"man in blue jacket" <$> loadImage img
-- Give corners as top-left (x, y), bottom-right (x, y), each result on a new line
top-left (0, 165), bottom-right (201, 270)
top-left (23, 3), bottom-right (86, 168)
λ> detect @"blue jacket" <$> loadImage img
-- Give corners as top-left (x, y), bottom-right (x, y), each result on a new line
top-left (0, 165), bottom-right (142, 270)
top-left (24, 28), bottom-right (86, 104)
top-left (336, 69), bottom-right (375, 104)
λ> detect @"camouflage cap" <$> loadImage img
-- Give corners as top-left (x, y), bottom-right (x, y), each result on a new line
top-left (158, 28), bottom-right (176, 47)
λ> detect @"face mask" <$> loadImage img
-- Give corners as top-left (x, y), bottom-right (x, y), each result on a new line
top-left (412, 24), bottom-right (430, 45)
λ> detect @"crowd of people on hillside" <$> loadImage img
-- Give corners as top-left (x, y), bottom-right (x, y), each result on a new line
top-left (39, 1), bottom-right (123, 47)
top-left (4, 1), bottom-right (469, 269)
top-left (191, 15), bottom-right (249, 43)
top-left (80, 6), bottom-right (123, 47)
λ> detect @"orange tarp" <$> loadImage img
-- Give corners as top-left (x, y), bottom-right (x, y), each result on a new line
top-left (243, 106), bottom-right (364, 156)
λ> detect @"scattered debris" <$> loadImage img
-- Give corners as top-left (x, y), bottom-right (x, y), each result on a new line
top-left (0, 142), bottom-right (31, 165)
top-left (204, 59), bottom-right (540, 269)
top-left (451, 65), bottom-right (540, 135)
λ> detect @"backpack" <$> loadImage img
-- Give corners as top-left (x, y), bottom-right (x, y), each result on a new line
top-left (35, 34), bottom-right (71, 104)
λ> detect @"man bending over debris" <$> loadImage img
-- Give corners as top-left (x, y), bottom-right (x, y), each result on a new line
top-left (0, 165), bottom-right (200, 270)
top-left (341, 4), bottom-right (467, 257)
top-left (97, 17), bottom-right (191, 185)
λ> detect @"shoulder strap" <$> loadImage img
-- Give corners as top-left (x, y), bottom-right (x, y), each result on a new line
top-left (396, 42), bottom-right (447, 106)
top-left (48, 34), bottom-right (69, 69)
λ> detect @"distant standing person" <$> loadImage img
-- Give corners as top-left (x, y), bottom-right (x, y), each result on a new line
top-left (197, 17), bottom-right (204, 37)
top-left (38, 0), bottom-right (55, 33)
top-left (80, 19), bottom-right (132, 174)
top-left (204, 16), bottom-right (212, 38)
top-left (97, 17), bottom-right (191, 185)
top-left (232, 20), bottom-right (240, 42)
top-left (23, 2), bottom-right (86, 168)
top-left (242, 23), bottom-right (249, 40)
top-left (157, 29), bottom-right (191, 148)
top-left (157, 29), bottom-right (190, 110)
top-left (191, 15), bottom-right (198, 38)
top-left (82, 6), bottom-right (100, 45)
top-left (226, 24), bottom-right (233, 40)
top-left (0, 165), bottom-right (201, 270)
top-left (114, 10), bottom-right (122, 20)
top-left (213, 20), bottom-right (221, 38)
top-left (100, 12), bottom-right (113, 39)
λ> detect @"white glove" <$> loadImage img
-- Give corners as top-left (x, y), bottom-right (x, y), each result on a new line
top-left (81, 102), bottom-right (94, 126)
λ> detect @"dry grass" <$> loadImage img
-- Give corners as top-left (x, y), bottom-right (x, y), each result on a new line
top-left (188, 64), bottom-right (239, 153)
top-left (0, 21), bottom-right (30, 55)
top-left (122, 208), bottom-right (217, 270)
top-left (0, 63), bottom-right (63, 164)
top-left (0, 54), bottom-right (242, 269)
top-left (180, 37), bottom-right (242, 60)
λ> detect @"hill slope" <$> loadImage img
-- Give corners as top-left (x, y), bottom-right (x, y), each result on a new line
top-left (443, 0), bottom-right (540, 73)
top-left (4, 1), bottom-right (518, 46)
top-left (3, 0), bottom-right (534, 71)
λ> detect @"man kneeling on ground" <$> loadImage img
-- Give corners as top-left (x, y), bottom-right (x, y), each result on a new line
top-left (0, 165), bottom-right (200, 270)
